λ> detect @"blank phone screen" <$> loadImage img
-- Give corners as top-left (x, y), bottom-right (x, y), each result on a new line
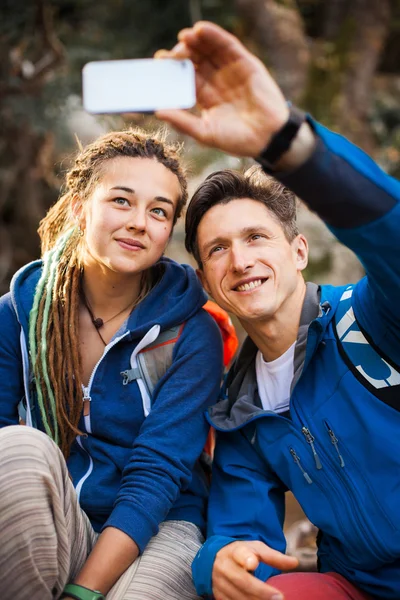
top-left (82, 58), bottom-right (196, 114)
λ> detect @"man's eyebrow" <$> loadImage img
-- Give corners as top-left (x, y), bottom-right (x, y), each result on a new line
top-left (202, 236), bottom-right (227, 255)
top-left (110, 187), bottom-right (174, 207)
top-left (239, 225), bottom-right (273, 236)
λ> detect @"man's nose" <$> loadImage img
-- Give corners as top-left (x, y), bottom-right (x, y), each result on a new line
top-left (229, 246), bottom-right (254, 273)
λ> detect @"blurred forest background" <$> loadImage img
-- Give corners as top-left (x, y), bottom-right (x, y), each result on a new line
top-left (2, 0), bottom-right (399, 554)
top-left (1, 0), bottom-right (400, 299)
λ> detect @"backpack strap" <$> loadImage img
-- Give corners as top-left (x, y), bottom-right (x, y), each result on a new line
top-left (334, 286), bottom-right (400, 411)
top-left (136, 324), bottom-right (184, 397)
top-left (120, 324), bottom-right (184, 416)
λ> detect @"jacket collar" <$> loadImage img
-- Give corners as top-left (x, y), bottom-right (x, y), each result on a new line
top-left (208, 282), bottom-right (343, 431)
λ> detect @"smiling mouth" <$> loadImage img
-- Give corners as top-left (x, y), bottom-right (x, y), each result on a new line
top-left (234, 278), bottom-right (267, 292)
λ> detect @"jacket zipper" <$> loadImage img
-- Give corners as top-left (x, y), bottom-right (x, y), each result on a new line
top-left (81, 332), bottom-right (130, 432)
top-left (295, 413), bottom-right (391, 561)
top-left (290, 448), bottom-right (312, 484)
top-left (75, 331), bottom-right (130, 495)
top-left (287, 319), bottom-right (385, 558)
top-left (276, 311), bottom-right (394, 561)
top-left (324, 422), bottom-right (345, 467)
top-left (301, 427), bottom-right (322, 470)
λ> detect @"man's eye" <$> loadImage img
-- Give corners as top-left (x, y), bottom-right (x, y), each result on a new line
top-left (210, 245), bottom-right (223, 255)
top-left (151, 207), bottom-right (167, 217)
top-left (251, 234), bottom-right (263, 241)
top-left (114, 197), bottom-right (129, 206)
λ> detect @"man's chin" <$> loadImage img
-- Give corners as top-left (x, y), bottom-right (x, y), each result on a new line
top-left (234, 303), bottom-right (275, 323)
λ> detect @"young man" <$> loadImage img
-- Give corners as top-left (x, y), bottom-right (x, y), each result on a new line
top-left (156, 21), bottom-right (400, 600)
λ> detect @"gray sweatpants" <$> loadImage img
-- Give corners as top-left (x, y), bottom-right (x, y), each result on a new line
top-left (0, 426), bottom-right (203, 600)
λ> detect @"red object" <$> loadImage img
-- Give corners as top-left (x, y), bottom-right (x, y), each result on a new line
top-left (202, 301), bottom-right (239, 460)
top-left (268, 572), bottom-right (373, 600)
top-left (203, 300), bottom-right (239, 367)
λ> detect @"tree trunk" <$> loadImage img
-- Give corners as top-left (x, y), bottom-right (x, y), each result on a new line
top-left (234, 0), bottom-right (310, 102)
top-left (338, 0), bottom-right (391, 152)
top-left (0, 0), bottom-right (64, 293)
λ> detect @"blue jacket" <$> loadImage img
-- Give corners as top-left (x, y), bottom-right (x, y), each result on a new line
top-left (0, 257), bottom-right (223, 552)
top-left (192, 120), bottom-right (400, 599)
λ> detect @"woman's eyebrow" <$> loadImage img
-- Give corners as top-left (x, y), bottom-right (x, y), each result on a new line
top-left (154, 196), bottom-right (174, 207)
top-left (110, 185), bottom-right (134, 194)
top-left (110, 187), bottom-right (174, 207)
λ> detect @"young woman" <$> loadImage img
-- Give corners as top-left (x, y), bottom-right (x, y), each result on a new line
top-left (0, 128), bottom-right (223, 600)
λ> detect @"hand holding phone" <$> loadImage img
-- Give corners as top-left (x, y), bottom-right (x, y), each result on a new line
top-left (82, 58), bottom-right (196, 114)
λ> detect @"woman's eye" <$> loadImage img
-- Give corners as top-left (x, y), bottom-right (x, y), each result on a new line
top-left (151, 207), bottom-right (167, 218)
top-left (114, 197), bottom-right (129, 206)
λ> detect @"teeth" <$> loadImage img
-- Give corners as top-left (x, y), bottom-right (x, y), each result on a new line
top-left (236, 279), bottom-right (263, 292)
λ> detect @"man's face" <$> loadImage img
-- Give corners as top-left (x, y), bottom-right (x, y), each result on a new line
top-left (196, 198), bottom-right (308, 325)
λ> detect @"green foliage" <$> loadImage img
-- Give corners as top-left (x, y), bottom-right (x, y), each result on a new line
top-left (303, 251), bottom-right (333, 282)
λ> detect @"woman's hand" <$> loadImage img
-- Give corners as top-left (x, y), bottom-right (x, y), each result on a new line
top-left (212, 541), bottom-right (298, 600)
top-left (155, 21), bottom-right (289, 159)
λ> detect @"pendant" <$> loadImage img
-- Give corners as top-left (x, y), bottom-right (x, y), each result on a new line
top-left (93, 317), bottom-right (104, 329)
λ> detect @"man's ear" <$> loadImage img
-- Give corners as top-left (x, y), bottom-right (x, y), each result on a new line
top-left (196, 267), bottom-right (212, 296)
top-left (293, 234), bottom-right (308, 272)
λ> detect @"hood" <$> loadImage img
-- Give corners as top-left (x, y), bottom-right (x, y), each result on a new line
top-left (10, 257), bottom-right (207, 341)
top-left (208, 281), bottom-right (346, 431)
top-left (10, 260), bottom-right (43, 336)
top-left (123, 257), bottom-right (207, 338)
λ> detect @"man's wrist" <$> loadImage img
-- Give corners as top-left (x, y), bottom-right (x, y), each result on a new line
top-left (273, 120), bottom-right (317, 172)
top-left (61, 583), bottom-right (105, 600)
top-left (256, 111), bottom-right (317, 173)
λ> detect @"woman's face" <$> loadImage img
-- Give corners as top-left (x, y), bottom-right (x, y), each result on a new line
top-left (78, 156), bottom-right (181, 277)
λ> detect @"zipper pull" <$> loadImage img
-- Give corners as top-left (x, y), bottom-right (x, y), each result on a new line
top-left (82, 387), bottom-right (91, 417)
top-left (120, 370), bottom-right (130, 386)
top-left (326, 425), bottom-right (345, 468)
top-left (290, 448), bottom-right (312, 484)
top-left (301, 427), bottom-right (322, 470)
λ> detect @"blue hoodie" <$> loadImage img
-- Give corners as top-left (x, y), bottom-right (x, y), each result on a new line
top-left (0, 257), bottom-right (223, 552)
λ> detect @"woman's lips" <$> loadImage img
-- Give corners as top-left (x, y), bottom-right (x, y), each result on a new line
top-left (117, 238), bottom-right (145, 251)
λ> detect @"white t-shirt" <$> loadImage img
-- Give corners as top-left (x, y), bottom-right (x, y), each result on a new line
top-left (255, 342), bottom-right (295, 413)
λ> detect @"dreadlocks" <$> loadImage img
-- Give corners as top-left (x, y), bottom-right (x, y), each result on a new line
top-left (30, 128), bottom-right (188, 458)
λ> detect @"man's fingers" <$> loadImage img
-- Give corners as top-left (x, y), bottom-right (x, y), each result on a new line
top-left (231, 545), bottom-right (260, 571)
top-left (155, 41), bottom-right (204, 66)
top-left (153, 49), bottom-right (171, 59)
top-left (255, 543), bottom-right (299, 571)
top-left (178, 21), bottom-right (250, 67)
top-left (232, 542), bottom-right (299, 572)
top-left (214, 563), bottom-right (284, 600)
top-left (155, 109), bottom-right (209, 145)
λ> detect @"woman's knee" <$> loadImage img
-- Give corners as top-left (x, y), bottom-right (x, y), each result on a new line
top-left (117, 521), bottom-right (203, 600)
top-left (0, 425), bottom-right (64, 477)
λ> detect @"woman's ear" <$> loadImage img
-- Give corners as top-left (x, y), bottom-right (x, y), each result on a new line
top-left (71, 194), bottom-right (85, 231)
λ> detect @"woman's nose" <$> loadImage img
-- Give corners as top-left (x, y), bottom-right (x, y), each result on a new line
top-left (127, 208), bottom-right (146, 232)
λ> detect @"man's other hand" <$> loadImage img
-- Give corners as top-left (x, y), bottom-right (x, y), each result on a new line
top-left (212, 540), bottom-right (298, 600)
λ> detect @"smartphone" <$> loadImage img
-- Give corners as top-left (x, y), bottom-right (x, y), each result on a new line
top-left (82, 58), bottom-right (196, 114)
